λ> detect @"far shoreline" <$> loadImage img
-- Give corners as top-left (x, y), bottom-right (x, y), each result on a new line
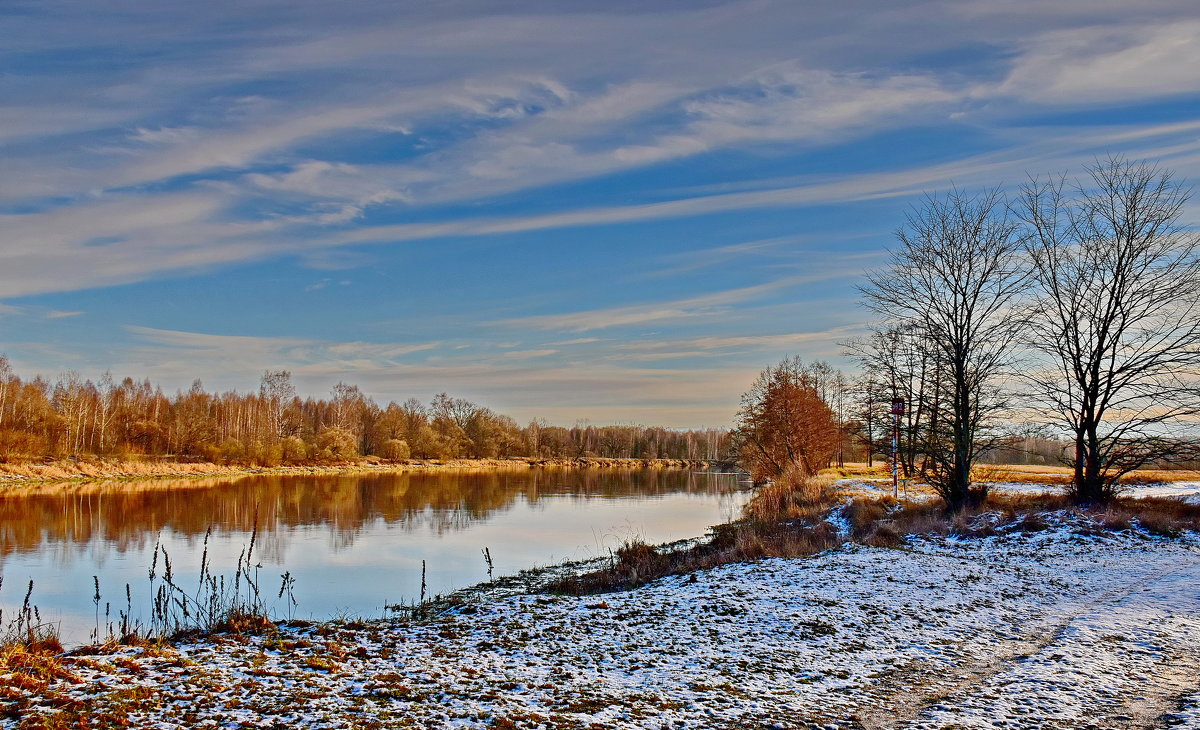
top-left (0, 455), bottom-right (724, 492)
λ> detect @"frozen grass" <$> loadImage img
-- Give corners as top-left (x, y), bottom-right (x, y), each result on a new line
top-left (0, 528), bottom-right (284, 674)
top-left (8, 472), bottom-right (1200, 728)
top-left (6, 518), bottom-right (1200, 729)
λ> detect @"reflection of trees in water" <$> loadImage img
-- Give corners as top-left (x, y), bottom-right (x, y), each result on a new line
top-left (0, 469), bottom-right (736, 557)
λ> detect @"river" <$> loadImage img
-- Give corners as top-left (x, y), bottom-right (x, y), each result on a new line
top-left (0, 467), bottom-right (748, 644)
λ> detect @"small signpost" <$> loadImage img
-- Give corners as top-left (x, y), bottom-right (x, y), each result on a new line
top-left (890, 398), bottom-right (905, 498)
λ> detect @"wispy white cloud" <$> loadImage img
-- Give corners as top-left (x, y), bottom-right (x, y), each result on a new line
top-left (615, 66), bottom-right (959, 166)
top-left (996, 21), bottom-right (1200, 104)
top-left (124, 326), bottom-right (441, 375)
top-left (106, 324), bottom-right (758, 425)
top-left (0, 193), bottom-right (280, 298)
top-left (0, 303), bottom-right (85, 320)
top-left (617, 326), bottom-right (862, 354)
top-left (494, 278), bottom-right (804, 333)
top-left (499, 349), bottom-right (559, 359)
top-left (4, 113), bottom-right (1198, 302)
top-left (325, 341), bottom-right (440, 359)
top-left (5, 0), bottom-right (1200, 427)
top-left (644, 234), bottom-right (878, 279)
top-left (127, 325), bottom-right (312, 357)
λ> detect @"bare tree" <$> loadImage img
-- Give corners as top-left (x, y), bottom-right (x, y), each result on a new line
top-left (1017, 158), bottom-right (1200, 503)
top-left (861, 189), bottom-right (1028, 509)
top-left (846, 323), bottom-right (940, 478)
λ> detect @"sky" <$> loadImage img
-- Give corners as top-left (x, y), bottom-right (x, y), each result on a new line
top-left (2, 0), bottom-right (1200, 427)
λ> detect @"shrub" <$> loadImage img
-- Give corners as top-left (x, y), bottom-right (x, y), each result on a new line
top-left (312, 426), bottom-right (358, 462)
top-left (381, 438), bottom-right (411, 461)
top-left (280, 436), bottom-right (308, 463)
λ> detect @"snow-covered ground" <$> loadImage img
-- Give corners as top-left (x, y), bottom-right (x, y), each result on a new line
top-left (8, 516), bottom-right (1200, 729)
top-left (837, 476), bottom-right (1200, 503)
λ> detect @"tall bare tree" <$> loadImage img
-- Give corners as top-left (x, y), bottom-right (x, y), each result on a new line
top-left (1017, 158), bottom-right (1200, 503)
top-left (861, 189), bottom-right (1028, 509)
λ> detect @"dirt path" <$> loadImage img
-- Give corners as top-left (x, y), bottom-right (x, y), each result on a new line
top-left (860, 556), bottom-right (1200, 729)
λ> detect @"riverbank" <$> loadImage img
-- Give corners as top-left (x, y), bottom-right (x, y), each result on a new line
top-left (0, 456), bottom-right (717, 491)
top-left (7, 513), bottom-right (1200, 729)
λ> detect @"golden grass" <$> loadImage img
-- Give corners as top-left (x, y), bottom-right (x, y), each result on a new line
top-left (550, 468), bottom-right (1200, 595)
top-left (1121, 468), bottom-right (1200, 482)
top-left (824, 462), bottom-right (891, 479)
top-left (551, 470), bottom-right (842, 595)
top-left (743, 472), bottom-right (839, 522)
top-left (973, 464), bottom-right (1200, 484)
top-left (0, 637), bottom-right (76, 699)
top-left (829, 462), bottom-right (1200, 486)
top-left (0, 456), bottom-right (709, 493)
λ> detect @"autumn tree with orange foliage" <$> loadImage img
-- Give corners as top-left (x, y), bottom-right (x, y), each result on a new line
top-left (732, 357), bottom-right (842, 483)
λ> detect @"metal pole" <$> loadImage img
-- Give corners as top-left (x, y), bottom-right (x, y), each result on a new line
top-left (892, 411), bottom-right (899, 498)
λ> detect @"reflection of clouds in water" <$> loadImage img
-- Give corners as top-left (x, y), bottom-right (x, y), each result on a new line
top-left (254, 528), bottom-right (289, 565)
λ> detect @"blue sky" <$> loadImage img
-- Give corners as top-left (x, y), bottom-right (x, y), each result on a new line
top-left (2, 0), bottom-right (1200, 426)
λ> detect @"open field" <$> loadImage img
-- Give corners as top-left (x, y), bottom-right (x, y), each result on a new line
top-left (832, 462), bottom-right (1200, 485)
top-left (5, 484), bottom-right (1200, 729)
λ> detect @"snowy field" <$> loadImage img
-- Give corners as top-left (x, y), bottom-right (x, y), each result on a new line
top-left (8, 515), bottom-right (1200, 729)
top-left (837, 477), bottom-right (1200, 504)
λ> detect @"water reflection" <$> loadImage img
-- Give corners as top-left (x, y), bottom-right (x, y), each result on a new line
top-left (0, 468), bottom-right (746, 643)
top-left (1, 468), bottom-right (731, 557)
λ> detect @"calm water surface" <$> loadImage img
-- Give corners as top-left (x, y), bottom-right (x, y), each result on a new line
top-left (0, 468), bottom-right (747, 643)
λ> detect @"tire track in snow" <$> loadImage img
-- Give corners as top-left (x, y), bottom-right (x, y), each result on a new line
top-left (868, 554), bottom-right (1200, 730)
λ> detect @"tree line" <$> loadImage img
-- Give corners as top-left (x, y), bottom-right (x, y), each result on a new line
top-left (0, 361), bottom-right (729, 464)
top-left (733, 158), bottom-right (1200, 508)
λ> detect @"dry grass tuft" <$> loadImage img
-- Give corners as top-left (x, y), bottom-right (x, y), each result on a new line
top-left (827, 462), bottom-right (891, 479)
top-left (208, 609), bottom-right (278, 636)
top-left (1123, 468), bottom-right (1200, 483)
top-left (744, 470), bottom-right (838, 522)
top-left (547, 470), bottom-right (1200, 596)
top-left (548, 518), bottom-right (842, 596)
top-left (971, 464), bottom-right (1074, 485)
top-left (550, 472), bottom-right (843, 595)
top-left (0, 638), bottom-right (77, 698)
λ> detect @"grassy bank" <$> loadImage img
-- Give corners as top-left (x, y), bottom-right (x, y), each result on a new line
top-left (0, 456), bottom-right (714, 490)
top-left (7, 506), bottom-right (1200, 729)
top-left (5, 465), bottom-right (1200, 728)
top-left (548, 468), bottom-right (1200, 595)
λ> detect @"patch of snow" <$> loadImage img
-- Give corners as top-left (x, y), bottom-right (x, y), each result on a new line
top-left (10, 520), bottom-right (1200, 728)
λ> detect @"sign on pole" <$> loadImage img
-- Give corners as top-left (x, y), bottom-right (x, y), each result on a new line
top-left (890, 399), bottom-right (905, 498)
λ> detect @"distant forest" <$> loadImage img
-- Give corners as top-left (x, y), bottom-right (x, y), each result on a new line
top-left (0, 357), bottom-right (729, 464)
